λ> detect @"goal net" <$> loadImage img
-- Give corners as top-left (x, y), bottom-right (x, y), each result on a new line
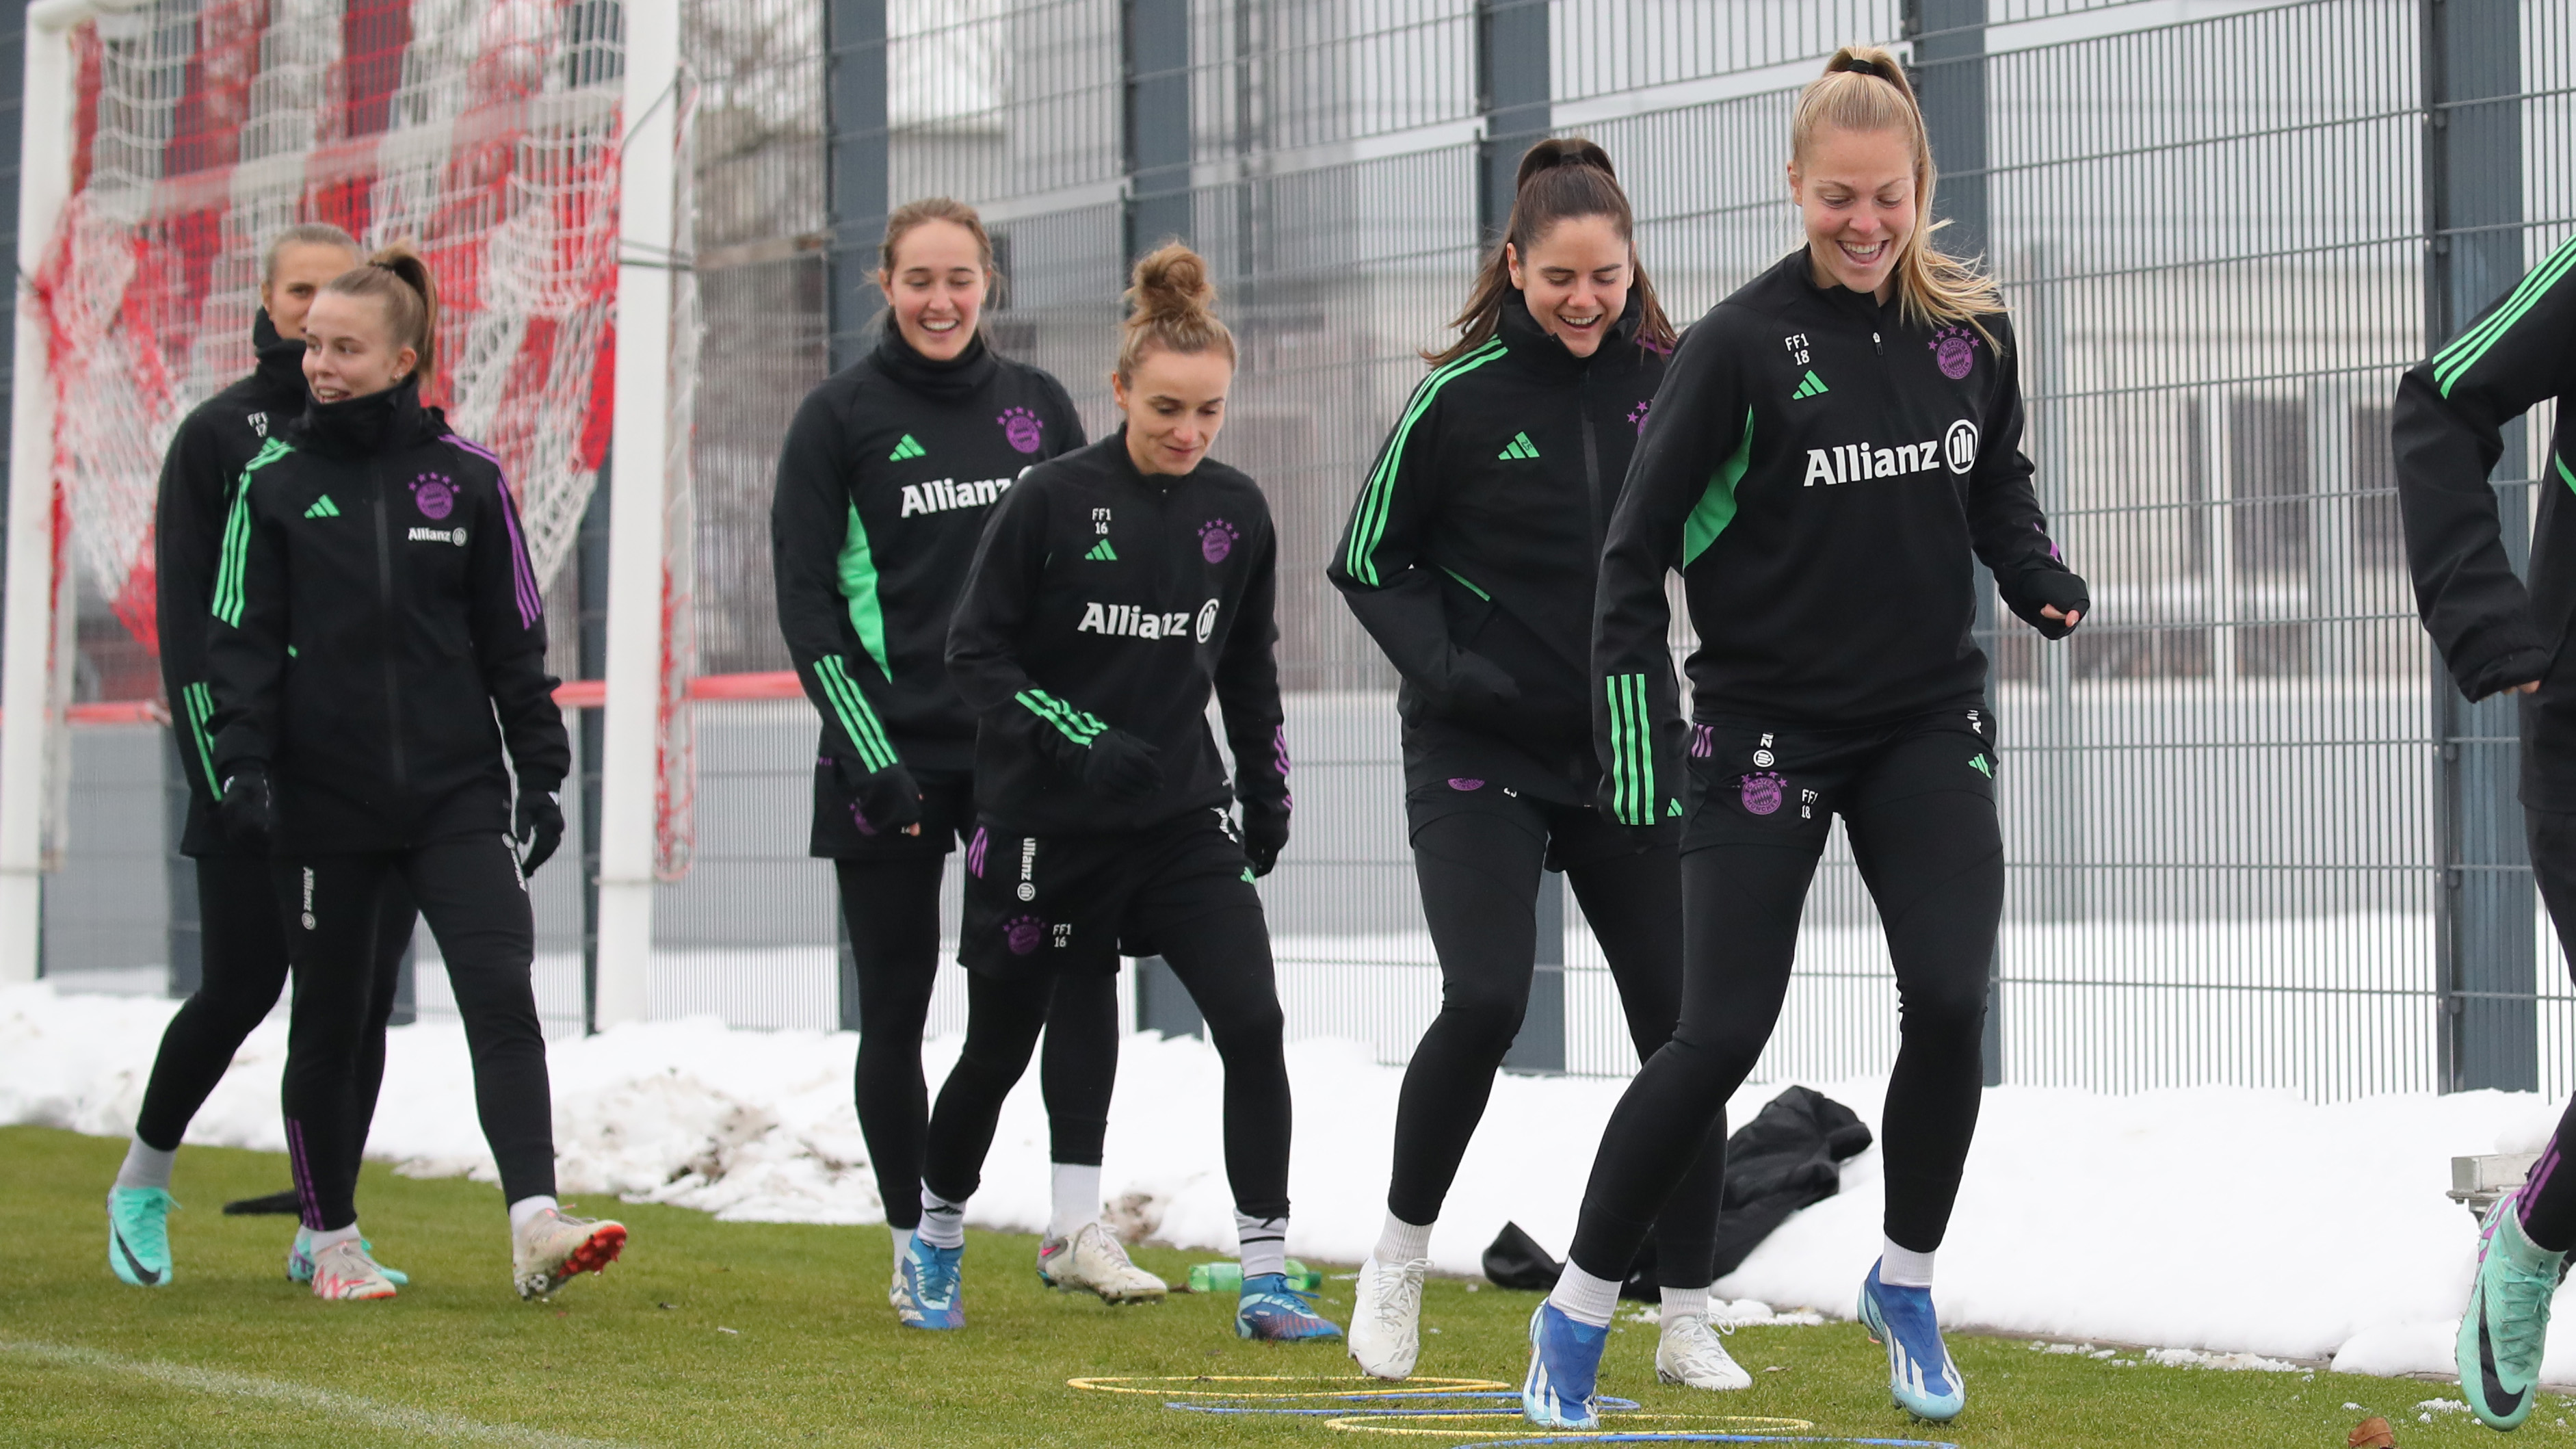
top-left (30, 0), bottom-right (701, 878)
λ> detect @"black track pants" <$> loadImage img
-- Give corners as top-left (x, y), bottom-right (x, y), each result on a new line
top-left (925, 904), bottom-right (1289, 1219)
top-left (1391, 811), bottom-right (1724, 1288)
top-left (280, 836), bottom-right (552, 1231)
top-left (1568, 770), bottom-right (2001, 1279)
top-left (135, 854), bottom-right (416, 1156)
top-left (2514, 808), bottom-right (2576, 1250)
top-left (834, 858), bottom-right (1119, 1231)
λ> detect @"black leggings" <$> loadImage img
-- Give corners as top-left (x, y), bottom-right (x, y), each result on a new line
top-left (135, 854), bottom-right (415, 1154)
top-left (1393, 812), bottom-right (1723, 1288)
top-left (925, 903), bottom-right (1289, 1219)
top-left (280, 836), bottom-right (553, 1231)
top-left (2514, 808), bottom-right (2576, 1250)
top-left (1567, 787), bottom-right (2001, 1280)
top-left (835, 858), bottom-right (1120, 1231)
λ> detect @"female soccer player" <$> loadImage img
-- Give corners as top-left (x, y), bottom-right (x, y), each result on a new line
top-left (2395, 229), bottom-right (2576, 1432)
top-left (109, 224), bottom-right (423, 1292)
top-left (1523, 49), bottom-right (2087, 1426)
top-left (1326, 138), bottom-right (1731, 1388)
top-left (206, 244), bottom-right (622, 1302)
top-left (908, 243), bottom-right (1335, 1343)
top-left (772, 198), bottom-right (1156, 1304)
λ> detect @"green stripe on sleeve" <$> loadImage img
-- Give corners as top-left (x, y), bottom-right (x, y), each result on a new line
top-left (1605, 672), bottom-right (1656, 826)
top-left (2434, 232), bottom-right (2576, 397)
top-left (1344, 341), bottom-right (1508, 586)
top-left (836, 504), bottom-right (891, 675)
top-left (1681, 410), bottom-right (1755, 569)
top-left (211, 439), bottom-right (293, 628)
top-left (815, 655), bottom-right (899, 771)
top-left (183, 682), bottom-right (220, 795)
top-left (1015, 688), bottom-right (1107, 746)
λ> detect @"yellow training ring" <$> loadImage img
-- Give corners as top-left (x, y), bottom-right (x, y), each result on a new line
top-left (1068, 1375), bottom-right (1515, 1400)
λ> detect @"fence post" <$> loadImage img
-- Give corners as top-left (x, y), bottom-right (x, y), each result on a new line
top-left (1122, 0), bottom-right (1192, 258)
top-left (1474, 0), bottom-right (1549, 244)
top-left (826, 0), bottom-right (887, 371)
top-left (577, 456), bottom-right (611, 1033)
top-left (1909, 0), bottom-right (2003, 1088)
top-left (2423, 0), bottom-right (2533, 1093)
top-left (163, 740), bottom-right (200, 997)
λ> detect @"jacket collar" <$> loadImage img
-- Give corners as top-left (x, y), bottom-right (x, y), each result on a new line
top-left (1779, 248), bottom-right (1895, 330)
top-left (251, 309), bottom-right (309, 406)
top-left (292, 376), bottom-right (438, 459)
top-left (1496, 289), bottom-right (1644, 375)
top-left (870, 313), bottom-right (997, 400)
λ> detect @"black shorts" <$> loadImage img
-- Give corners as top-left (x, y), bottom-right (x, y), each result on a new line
top-left (1404, 774), bottom-right (1664, 872)
top-left (811, 764), bottom-right (976, 860)
top-left (1683, 702), bottom-right (1998, 854)
top-left (959, 807), bottom-right (1259, 979)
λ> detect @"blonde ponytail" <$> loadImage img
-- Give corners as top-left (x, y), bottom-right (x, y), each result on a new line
top-left (1792, 46), bottom-right (2005, 345)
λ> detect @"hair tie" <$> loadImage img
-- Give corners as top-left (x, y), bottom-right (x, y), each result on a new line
top-left (1843, 57), bottom-right (1882, 79)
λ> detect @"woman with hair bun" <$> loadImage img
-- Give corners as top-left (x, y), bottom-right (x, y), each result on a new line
top-left (908, 243), bottom-right (1337, 1344)
top-left (769, 198), bottom-right (1149, 1314)
top-left (1327, 137), bottom-right (1733, 1392)
top-left (1523, 49), bottom-right (2088, 1427)
top-left (206, 243), bottom-right (621, 1303)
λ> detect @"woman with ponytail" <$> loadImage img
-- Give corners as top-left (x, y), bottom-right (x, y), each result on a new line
top-left (769, 199), bottom-right (1150, 1312)
top-left (913, 244), bottom-right (1337, 1344)
top-left (1326, 138), bottom-right (1735, 1392)
top-left (206, 243), bottom-right (622, 1303)
top-left (1523, 50), bottom-right (2089, 1427)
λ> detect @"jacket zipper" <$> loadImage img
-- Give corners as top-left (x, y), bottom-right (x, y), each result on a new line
top-left (1578, 369), bottom-right (1605, 560)
top-left (372, 462), bottom-right (408, 787)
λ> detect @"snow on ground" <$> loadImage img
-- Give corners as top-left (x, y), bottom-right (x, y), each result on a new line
top-left (3, 978), bottom-right (2566, 1383)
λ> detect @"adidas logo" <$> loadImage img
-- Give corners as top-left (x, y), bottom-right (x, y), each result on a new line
top-left (889, 434), bottom-right (926, 462)
top-left (1791, 369), bottom-right (1829, 400)
top-left (1969, 753), bottom-right (1993, 779)
top-left (1497, 432), bottom-right (1540, 461)
top-left (1084, 538), bottom-right (1118, 562)
top-left (1668, 798), bottom-right (1682, 818)
top-left (303, 495), bottom-right (341, 519)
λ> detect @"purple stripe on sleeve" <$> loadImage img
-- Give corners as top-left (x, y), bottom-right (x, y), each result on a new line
top-left (448, 434), bottom-right (543, 629)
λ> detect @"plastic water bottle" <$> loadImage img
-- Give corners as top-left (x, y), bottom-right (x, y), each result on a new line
top-left (1188, 1259), bottom-right (1319, 1293)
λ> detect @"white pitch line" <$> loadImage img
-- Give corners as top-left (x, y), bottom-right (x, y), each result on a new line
top-left (0, 1339), bottom-right (630, 1447)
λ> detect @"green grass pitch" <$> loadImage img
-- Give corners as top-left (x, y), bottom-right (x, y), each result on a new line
top-left (0, 1124), bottom-right (2527, 1446)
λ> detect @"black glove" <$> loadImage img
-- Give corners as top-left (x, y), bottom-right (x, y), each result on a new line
top-left (1443, 651), bottom-right (1521, 712)
top-left (834, 755), bottom-right (923, 836)
top-left (1082, 728), bottom-right (1164, 800)
top-left (218, 763), bottom-right (275, 849)
top-left (2003, 568), bottom-right (2090, 640)
top-left (514, 789), bottom-right (566, 876)
top-left (1240, 800), bottom-right (1290, 878)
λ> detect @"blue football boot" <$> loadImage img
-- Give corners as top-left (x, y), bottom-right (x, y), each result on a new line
top-left (1236, 1271), bottom-right (1342, 1341)
top-left (2458, 1190), bottom-right (2571, 1431)
top-left (1521, 1301), bottom-right (1607, 1428)
top-left (1859, 1260), bottom-right (1964, 1422)
top-left (106, 1188), bottom-right (175, 1288)
top-left (896, 1236), bottom-right (966, 1330)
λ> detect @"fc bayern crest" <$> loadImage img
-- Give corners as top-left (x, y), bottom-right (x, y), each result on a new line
top-left (1004, 915), bottom-right (1045, 955)
top-left (1200, 518), bottom-right (1238, 563)
top-left (1739, 771), bottom-right (1787, 816)
top-left (412, 473), bottom-right (456, 520)
top-left (998, 406), bottom-right (1044, 454)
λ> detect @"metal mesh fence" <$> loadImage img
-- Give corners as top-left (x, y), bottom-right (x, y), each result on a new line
top-left (27, 0), bottom-right (2576, 1103)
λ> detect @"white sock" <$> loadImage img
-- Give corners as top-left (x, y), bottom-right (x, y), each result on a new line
top-left (1880, 1238), bottom-right (1934, 1288)
top-left (309, 1221), bottom-right (361, 1252)
top-left (1661, 1284), bottom-right (1710, 1327)
top-left (1236, 1212), bottom-right (1288, 1279)
top-left (116, 1140), bottom-right (177, 1192)
top-left (918, 1188), bottom-right (967, 1250)
top-left (889, 1224), bottom-right (915, 1264)
top-left (507, 1195), bottom-right (559, 1236)
top-left (1374, 1210), bottom-right (1433, 1266)
top-left (1547, 1263), bottom-right (1622, 1329)
top-left (1049, 1162), bottom-right (1102, 1242)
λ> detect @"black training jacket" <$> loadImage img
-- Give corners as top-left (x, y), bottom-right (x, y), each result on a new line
top-left (1592, 250), bottom-right (2078, 823)
top-left (947, 429), bottom-right (1288, 837)
top-left (772, 321), bottom-right (1086, 829)
top-left (206, 381), bottom-right (569, 855)
top-left (2396, 231), bottom-right (2576, 808)
top-left (160, 310), bottom-right (310, 857)
top-left (1328, 292), bottom-right (1668, 804)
